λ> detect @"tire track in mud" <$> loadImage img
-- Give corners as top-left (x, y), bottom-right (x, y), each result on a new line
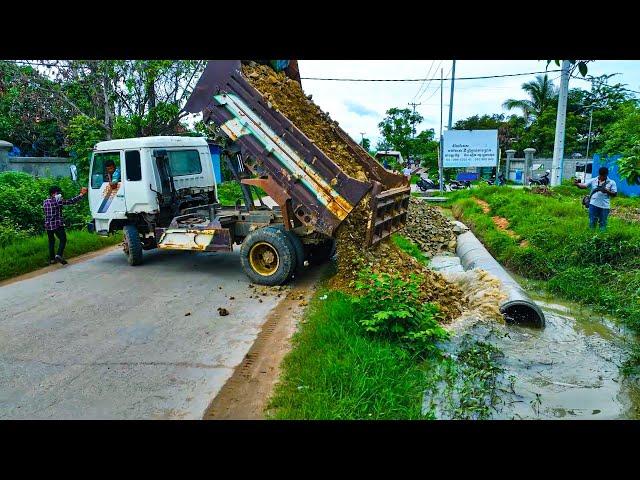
top-left (203, 267), bottom-right (325, 420)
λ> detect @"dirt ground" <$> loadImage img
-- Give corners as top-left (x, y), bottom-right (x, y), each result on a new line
top-left (203, 267), bottom-right (324, 420)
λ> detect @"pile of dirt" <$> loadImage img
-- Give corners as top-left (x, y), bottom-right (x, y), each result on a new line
top-left (242, 63), bottom-right (466, 323)
top-left (402, 198), bottom-right (457, 257)
top-left (242, 62), bottom-right (367, 182)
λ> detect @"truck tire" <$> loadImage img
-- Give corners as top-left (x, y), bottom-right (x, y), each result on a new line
top-left (123, 224), bottom-right (143, 266)
top-left (240, 227), bottom-right (295, 286)
top-left (307, 239), bottom-right (336, 265)
top-left (270, 225), bottom-right (305, 274)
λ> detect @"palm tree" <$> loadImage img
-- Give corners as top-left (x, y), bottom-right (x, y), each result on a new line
top-left (502, 74), bottom-right (558, 123)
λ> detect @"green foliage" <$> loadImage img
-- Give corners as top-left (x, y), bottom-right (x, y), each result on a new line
top-left (600, 101), bottom-right (640, 156)
top-left (0, 218), bottom-right (33, 248)
top-left (423, 335), bottom-right (505, 420)
top-left (0, 230), bottom-right (122, 282)
top-left (446, 186), bottom-right (640, 332)
top-left (267, 290), bottom-right (430, 419)
top-left (391, 233), bottom-right (429, 265)
top-left (0, 171), bottom-right (90, 234)
top-left (353, 270), bottom-right (448, 356)
top-left (65, 115), bottom-right (105, 176)
top-left (503, 74), bottom-right (558, 123)
top-left (377, 107), bottom-right (423, 160)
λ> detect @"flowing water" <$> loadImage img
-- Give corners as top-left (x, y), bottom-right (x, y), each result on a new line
top-left (424, 271), bottom-right (640, 419)
top-left (428, 291), bottom-right (640, 419)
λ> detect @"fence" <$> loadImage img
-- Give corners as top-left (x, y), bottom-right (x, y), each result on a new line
top-left (592, 154), bottom-right (640, 197)
top-left (0, 141), bottom-right (73, 178)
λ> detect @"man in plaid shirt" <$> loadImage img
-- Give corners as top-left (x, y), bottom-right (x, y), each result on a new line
top-left (43, 185), bottom-right (88, 265)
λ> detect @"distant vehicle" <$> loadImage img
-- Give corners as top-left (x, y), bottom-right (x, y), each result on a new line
top-left (375, 150), bottom-right (404, 169)
top-left (528, 170), bottom-right (551, 187)
top-left (575, 161), bottom-right (593, 183)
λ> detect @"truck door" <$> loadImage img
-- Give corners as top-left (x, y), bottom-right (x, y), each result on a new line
top-left (90, 151), bottom-right (126, 217)
top-left (123, 149), bottom-right (153, 213)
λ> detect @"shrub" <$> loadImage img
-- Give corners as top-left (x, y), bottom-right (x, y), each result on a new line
top-left (353, 270), bottom-right (448, 356)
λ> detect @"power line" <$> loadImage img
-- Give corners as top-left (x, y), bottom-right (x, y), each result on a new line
top-left (412, 60), bottom-right (436, 102)
top-left (415, 60), bottom-right (443, 101)
top-left (301, 69), bottom-right (562, 82)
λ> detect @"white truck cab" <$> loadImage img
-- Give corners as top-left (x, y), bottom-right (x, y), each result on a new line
top-left (89, 136), bottom-right (216, 235)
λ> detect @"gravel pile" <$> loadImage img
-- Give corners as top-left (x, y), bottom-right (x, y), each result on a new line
top-left (402, 198), bottom-right (458, 257)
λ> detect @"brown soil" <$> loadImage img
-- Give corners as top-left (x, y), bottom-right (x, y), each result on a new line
top-left (242, 63), bottom-right (466, 324)
top-left (611, 206), bottom-right (640, 223)
top-left (203, 267), bottom-right (324, 420)
top-left (472, 197), bottom-right (491, 213)
top-left (491, 216), bottom-right (519, 239)
top-left (242, 63), bottom-right (367, 182)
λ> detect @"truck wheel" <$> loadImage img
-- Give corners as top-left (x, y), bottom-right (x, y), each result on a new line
top-left (240, 227), bottom-right (295, 286)
top-left (123, 224), bottom-right (143, 266)
top-left (269, 225), bottom-right (305, 274)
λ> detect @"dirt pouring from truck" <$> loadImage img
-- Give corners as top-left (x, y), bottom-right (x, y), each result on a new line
top-left (242, 62), bottom-right (467, 323)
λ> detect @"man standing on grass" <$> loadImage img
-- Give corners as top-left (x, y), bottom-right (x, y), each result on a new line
top-left (574, 166), bottom-right (617, 231)
top-left (43, 185), bottom-right (88, 265)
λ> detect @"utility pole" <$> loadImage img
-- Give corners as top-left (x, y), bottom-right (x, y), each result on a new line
top-left (585, 109), bottom-right (593, 160)
top-left (408, 102), bottom-right (421, 138)
top-left (439, 67), bottom-right (444, 193)
top-left (360, 132), bottom-right (366, 146)
top-left (447, 59), bottom-right (456, 130)
top-left (551, 60), bottom-right (571, 186)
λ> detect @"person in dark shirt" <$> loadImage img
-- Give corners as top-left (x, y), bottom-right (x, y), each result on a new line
top-left (43, 185), bottom-right (87, 265)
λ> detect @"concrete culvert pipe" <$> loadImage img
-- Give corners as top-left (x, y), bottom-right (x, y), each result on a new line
top-left (456, 230), bottom-right (546, 328)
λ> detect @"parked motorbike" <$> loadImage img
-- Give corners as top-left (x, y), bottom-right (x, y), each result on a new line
top-left (487, 173), bottom-right (507, 186)
top-left (448, 179), bottom-right (472, 190)
top-left (417, 176), bottom-right (442, 192)
top-left (528, 170), bottom-right (551, 187)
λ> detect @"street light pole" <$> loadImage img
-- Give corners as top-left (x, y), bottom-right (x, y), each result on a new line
top-left (585, 109), bottom-right (593, 160)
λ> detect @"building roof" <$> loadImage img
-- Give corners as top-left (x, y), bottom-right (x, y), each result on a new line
top-left (94, 136), bottom-right (208, 151)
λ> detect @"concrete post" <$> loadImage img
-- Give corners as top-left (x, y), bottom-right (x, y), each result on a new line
top-left (0, 140), bottom-right (13, 173)
top-left (505, 149), bottom-right (516, 180)
top-left (524, 148), bottom-right (536, 186)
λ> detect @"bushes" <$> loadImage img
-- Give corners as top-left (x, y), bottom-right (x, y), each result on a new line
top-left (447, 185), bottom-right (640, 331)
top-left (0, 171), bottom-right (89, 234)
top-left (353, 270), bottom-right (448, 356)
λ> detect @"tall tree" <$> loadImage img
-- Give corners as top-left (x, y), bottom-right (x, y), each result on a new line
top-left (502, 74), bottom-right (558, 123)
top-left (377, 107), bottom-right (423, 159)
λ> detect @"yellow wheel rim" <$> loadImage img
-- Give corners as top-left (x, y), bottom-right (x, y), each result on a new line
top-left (249, 241), bottom-right (280, 276)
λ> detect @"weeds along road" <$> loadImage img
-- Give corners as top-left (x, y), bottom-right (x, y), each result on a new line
top-left (0, 246), bottom-right (285, 419)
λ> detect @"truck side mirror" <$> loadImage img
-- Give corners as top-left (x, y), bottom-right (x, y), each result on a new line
top-left (70, 164), bottom-right (78, 182)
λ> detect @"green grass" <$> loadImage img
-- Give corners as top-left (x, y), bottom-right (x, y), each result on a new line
top-left (0, 230), bottom-right (123, 282)
top-left (391, 233), bottom-right (429, 265)
top-left (266, 289), bottom-right (431, 419)
top-left (216, 181), bottom-right (267, 205)
top-left (444, 185), bottom-right (640, 333)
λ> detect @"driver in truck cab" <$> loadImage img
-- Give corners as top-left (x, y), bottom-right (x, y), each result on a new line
top-left (103, 160), bottom-right (120, 189)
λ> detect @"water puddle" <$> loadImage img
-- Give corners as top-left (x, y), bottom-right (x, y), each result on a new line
top-left (431, 297), bottom-right (640, 419)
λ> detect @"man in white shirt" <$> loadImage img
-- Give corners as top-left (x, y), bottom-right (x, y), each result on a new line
top-left (574, 166), bottom-right (617, 231)
top-left (402, 165), bottom-right (412, 180)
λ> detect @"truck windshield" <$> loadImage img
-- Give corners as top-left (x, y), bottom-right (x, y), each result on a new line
top-left (91, 152), bottom-right (121, 188)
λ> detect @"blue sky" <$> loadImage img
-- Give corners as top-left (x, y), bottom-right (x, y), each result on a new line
top-left (297, 60), bottom-right (640, 147)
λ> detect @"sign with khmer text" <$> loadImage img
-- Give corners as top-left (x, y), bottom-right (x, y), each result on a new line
top-left (442, 130), bottom-right (498, 168)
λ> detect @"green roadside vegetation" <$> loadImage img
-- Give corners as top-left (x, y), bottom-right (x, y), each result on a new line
top-left (0, 230), bottom-right (122, 282)
top-left (216, 181), bottom-right (267, 205)
top-left (0, 171), bottom-right (123, 282)
top-left (267, 234), bottom-right (505, 419)
top-left (391, 233), bottom-right (429, 265)
top-left (443, 185), bottom-right (640, 338)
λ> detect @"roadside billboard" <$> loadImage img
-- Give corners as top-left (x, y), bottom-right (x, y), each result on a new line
top-left (442, 130), bottom-right (498, 168)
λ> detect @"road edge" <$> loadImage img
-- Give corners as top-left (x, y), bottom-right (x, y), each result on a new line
top-left (0, 245), bottom-right (122, 288)
top-left (202, 267), bottom-right (324, 420)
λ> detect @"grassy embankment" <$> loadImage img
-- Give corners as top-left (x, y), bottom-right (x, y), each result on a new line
top-left (0, 231), bottom-right (123, 282)
top-left (443, 185), bottom-right (640, 335)
top-left (266, 234), bottom-right (504, 419)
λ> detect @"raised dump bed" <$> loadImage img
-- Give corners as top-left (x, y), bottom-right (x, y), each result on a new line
top-left (184, 60), bottom-right (410, 245)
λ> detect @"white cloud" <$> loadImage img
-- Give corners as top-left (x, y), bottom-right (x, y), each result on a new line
top-left (297, 60), bottom-right (640, 146)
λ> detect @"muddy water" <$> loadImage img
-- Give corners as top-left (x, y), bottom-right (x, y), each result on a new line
top-left (455, 295), bottom-right (640, 419)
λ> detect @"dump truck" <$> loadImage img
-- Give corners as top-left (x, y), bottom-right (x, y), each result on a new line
top-left (88, 60), bottom-right (410, 285)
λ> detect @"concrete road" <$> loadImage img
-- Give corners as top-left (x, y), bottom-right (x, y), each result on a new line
top-left (0, 246), bottom-right (283, 419)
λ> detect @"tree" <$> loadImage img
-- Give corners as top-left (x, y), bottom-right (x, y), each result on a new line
top-left (360, 137), bottom-right (371, 150)
top-left (409, 129), bottom-right (439, 169)
top-left (503, 74), bottom-right (558, 123)
top-left (453, 113), bottom-right (526, 155)
top-left (377, 107), bottom-right (423, 159)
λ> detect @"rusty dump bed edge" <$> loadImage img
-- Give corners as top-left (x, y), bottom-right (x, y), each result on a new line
top-left (185, 60), bottom-right (410, 245)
